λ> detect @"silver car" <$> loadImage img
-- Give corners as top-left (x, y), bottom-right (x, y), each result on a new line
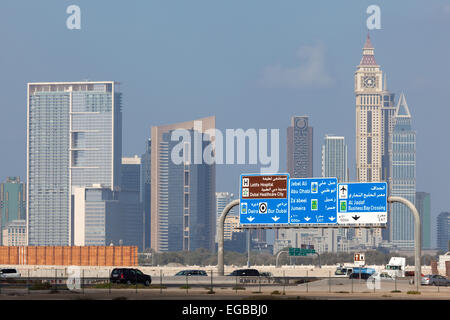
top-left (0, 268), bottom-right (21, 279)
top-left (421, 274), bottom-right (450, 286)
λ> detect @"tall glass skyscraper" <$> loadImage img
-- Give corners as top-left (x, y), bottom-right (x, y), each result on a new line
top-left (120, 156), bottom-right (143, 250)
top-left (389, 93), bottom-right (416, 249)
top-left (436, 212), bottom-right (450, 252)
top-left (27, 81), bottom-right (122, 246)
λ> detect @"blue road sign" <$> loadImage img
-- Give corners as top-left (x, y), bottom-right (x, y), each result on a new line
top-left (239, 174), bottom-right (289, 225)
top-left (289, 178), bottom-right (338, 224)
top-left (337, 182), bottom-right (387, 225)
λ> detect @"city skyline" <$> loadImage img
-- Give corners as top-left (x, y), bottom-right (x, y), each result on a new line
top-left (1, 1), bottom-right (449, 248)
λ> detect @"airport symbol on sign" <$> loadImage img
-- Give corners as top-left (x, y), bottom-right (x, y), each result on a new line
top-left (337, 182), bottom-right (387, 225)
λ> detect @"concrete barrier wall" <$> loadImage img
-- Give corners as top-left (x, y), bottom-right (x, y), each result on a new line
top-left (0, 264), bottom-right (435, 279)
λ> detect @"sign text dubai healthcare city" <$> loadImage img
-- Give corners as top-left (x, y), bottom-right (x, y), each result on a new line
top-left (239, 174), bottom-right (387, 227)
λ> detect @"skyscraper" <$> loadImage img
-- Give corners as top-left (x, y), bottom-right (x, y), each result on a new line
top-left (354, 34), bottom-right (394, 245)
top-left (389, 93), bottom-right (416, 249)
top-left (0, 177), bottom-right (26, 245)
top-left (276, 116), bottom-right (314, 252)
top-left (151, 117), bottom-right (216, 252)
top-left (27, 81), bottom-right (122, 246)
top-left (416, 192), bottom-right (431, 249)
top-left (73, 186), bottom-right (121, 246)
top-left (436, 212), bottom-right (450, 252)
top-left (321, 135), bottom-right (348, 183)
top-left (140, 139), bottom-right (151, 250)
top-left (121, 156), bottom-right (144, 250)
top-left (287, 116), bottom-right (313, 178)
top-left (355, 34), bottom-right (395, 183)
top-left (321, 135), bottom-right (349, 252)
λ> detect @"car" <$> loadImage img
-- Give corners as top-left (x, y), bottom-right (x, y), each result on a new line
top-left (174, 270), bottom-right (208, 276)
top-left (421, 274), bottom-right (450, 286)
top-left (335, 266), bottom-right (353, 277)
top-left (110, 268), bottom-right (151, 286)
top-left (0, 268), bottom-right (21, 278)
top-left (369, 272), bottom-right (395, 281)
top-left (227, 269), bottom-right (260, 277)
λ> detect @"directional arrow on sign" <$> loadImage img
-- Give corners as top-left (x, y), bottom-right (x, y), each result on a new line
top-left (304, 216), bottom-right (311, 222)
top-left (329, 216), bottom-right (335, 221)
top-left (272, 216), bottom-right (280, 222)
top-left (352, 215), bottom-right (360, 221)
top-left (247, 217), bottom-right (255, 222)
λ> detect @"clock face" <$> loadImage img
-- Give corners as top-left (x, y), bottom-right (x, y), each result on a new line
top-left (295, 118), bottom-right (307, 129)
top-left (363, 76), bottom-right (377, 88)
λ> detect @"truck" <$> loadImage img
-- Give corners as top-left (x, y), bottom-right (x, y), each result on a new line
top-left (348, 267), bottom-right (376, 279)
top-left (384, 257), bottom-right (406, 278)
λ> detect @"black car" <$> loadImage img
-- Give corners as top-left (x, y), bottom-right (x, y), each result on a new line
top-left (228, 269), bottom-right (260, 277)
top-left (110, 268), bottom-right (152, 286)
top-left (175, 270), bottom-right (208, 276)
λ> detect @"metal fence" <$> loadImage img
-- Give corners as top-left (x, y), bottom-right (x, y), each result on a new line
top-left (0, 269), bottom-right (449, 297)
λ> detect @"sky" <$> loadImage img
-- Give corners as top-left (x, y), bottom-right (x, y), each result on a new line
top-left (0, 0), bottom-right (449, 246)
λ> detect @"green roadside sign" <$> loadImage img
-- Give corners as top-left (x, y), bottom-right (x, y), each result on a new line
top-left (288, 248), bottom-right (316, 256)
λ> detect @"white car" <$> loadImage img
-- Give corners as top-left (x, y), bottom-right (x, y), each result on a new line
top-left (0, 268), bottom-right (21, 278)
top-left (369, 272), bottom-right (395, 281)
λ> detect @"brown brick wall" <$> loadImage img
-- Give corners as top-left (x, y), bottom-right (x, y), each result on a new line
top-left (0, 246), bottom-right (137, 266)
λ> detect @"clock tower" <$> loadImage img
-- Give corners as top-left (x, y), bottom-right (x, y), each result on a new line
top-left (355, 33), bottom-right (384, 183)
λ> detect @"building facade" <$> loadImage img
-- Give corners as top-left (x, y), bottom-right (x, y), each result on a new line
top-left (120, 156), bottom-right (144, 250)
top-left (354, 34), bottom-right (395, 244)
top-left (151, 117), bottom-right (216, 252)
top-left (2, 220), bottom-right (27, 246)
top-left (73, 186), bottom-right (121, 246)
top-left (141, 139), bottom-right (151, 250)
top-left (276, 116), bottom-right (314, 253)
top-left (321, 135), bottom-right (348, 182)
top-left (416, 192), bottom-right (431, 249)
top-left (215, 192), bottom-right (237, 242)
top-left (389, 93), bottom-right (416, 249)
top-left (27, 81), bottom-right (122, 246)
top-left (437, 212), bottom-right (450, 252)
top-left (321, 135), bottom-right (349, 252)
top-left (0, 177), bottom-right (26, 245)
top-left (287, 116), bottom-right (313, 178)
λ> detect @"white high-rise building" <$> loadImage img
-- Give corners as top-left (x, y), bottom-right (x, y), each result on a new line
top-left (27, 81), bottom-right (122, 246)
top-left (321, 135), bottom-right (348, 183)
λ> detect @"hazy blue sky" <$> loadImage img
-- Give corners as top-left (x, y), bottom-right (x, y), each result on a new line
top-left (1, 1), bottom-right (449, 246)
